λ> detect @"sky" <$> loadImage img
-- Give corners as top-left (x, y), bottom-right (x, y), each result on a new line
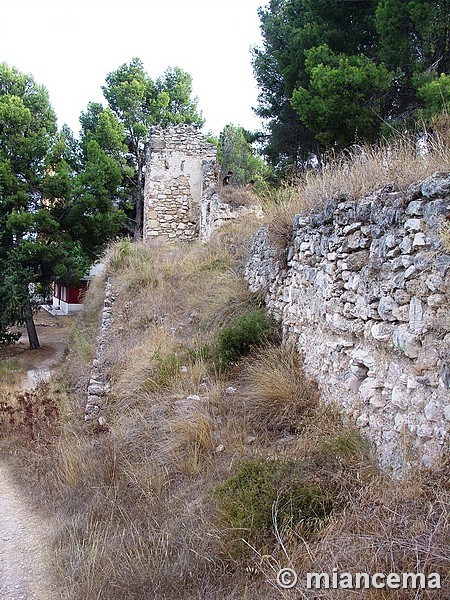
top-left (0, 0), bottom-right (267, 137)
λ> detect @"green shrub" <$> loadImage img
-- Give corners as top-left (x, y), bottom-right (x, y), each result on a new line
top-left (318, 430), bottom-right (371, 462)
top-left (214, 458), bottom-right (333, 557)
top-left (215, 308), bottom-right (271, 370)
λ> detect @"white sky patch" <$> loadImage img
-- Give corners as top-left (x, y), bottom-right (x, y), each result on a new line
top-left (0, 0), bottom-right (267, 137)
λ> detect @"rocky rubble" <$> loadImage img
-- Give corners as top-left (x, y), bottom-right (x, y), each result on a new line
top-left (245, 172), bottom-right (450, 475)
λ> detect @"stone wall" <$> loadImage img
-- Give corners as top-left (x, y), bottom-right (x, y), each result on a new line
top-left (144, 124), bottom-right (217, 241)
top-left (245, 173), bottom-right (450, 475)
top-left (200, 189), bottom-right (264, 241)
top-left (84, 277), bottom-right (114, 426)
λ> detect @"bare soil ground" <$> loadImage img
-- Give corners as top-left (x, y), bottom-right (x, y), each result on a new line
top-left (0, 308), bottom-right (71, 389)
top-left (0, 307), bottom-right (71, 599)
top-left (0, 466), bottom-right (55, 600)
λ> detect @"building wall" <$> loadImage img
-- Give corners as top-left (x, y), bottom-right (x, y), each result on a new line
top-left (143, 124), bottom-right (217, 241)
top-left (245, 173), bottom-right (450, 476)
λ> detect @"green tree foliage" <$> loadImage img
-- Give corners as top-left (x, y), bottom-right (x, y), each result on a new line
top-left (375, 0), bottom-right (450, 120)
top-left (0, 63), bottom-right (124, 347)
top-left (218, 124), bottom-right (271, 191)
top-left (0, 63), bottom-right (60, 347)
top-left (156, 67), bottom-right (204, 127)
top-left (253, 0), bottom-right (450, 171)
top-left (292, 46), bottom-right (392, 148)
top-left (99, 59), bottom-right (204, 238)
top-left (416, 73), bottom-right (450, 120)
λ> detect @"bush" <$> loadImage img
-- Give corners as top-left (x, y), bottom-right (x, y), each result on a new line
top-left (215, 308), bottom-right (272, 370)
top-left (214, 458), bottom-right (333, 557)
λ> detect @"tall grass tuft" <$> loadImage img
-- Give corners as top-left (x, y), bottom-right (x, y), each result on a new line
top-left (244, 344), bottom-right (319, 432)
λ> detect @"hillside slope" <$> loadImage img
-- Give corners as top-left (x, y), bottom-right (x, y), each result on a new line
top-left (1, 134), bottom-right (449, 599)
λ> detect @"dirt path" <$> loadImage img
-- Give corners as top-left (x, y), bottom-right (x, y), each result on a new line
top-left (0, 307), bottom-right (71, 390)
top-left (0, 466), bottom-right (54, 600)
top-left (0, 307), bottom-right (71, 599)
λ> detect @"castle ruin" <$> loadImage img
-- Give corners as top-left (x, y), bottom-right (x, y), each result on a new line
top-left (143, 124), bottom-right (217, 242)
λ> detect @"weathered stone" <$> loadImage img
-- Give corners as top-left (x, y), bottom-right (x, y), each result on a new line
top-left (392, 305), bottom-right (409, 321)
top-left (423, 199), bottom-right (450, 227)
top-left (421, 173), bottom-right (450, 198)
top-left (424, 401), bottom-right (441, 421)
top-left (346, 250), bottom-right (369, 271)
top-left (391, 272), bottom-right (405, 289)
top-left (369, 395), bottom-right (386, 409)
top-left (409, 297), bottom-right (426, 335)
top-left (427, 294), bottom-right (444, 307)
top-left (404, 265), bottom-right (417, 280)
top-left (426, 273), bottom-right (444, 292)
top-left (435, 255), bottom-right (450, 277)
top-left (399, 236), bottom-right (413, 254)
top-left (412, 232), bottom-right (427, 247)
top-left (405, 200), bottom-right (423, 216)
top-left (359, 377), bottom-right (383, 402)
top-left (404, 218), bottom-right (421, 232)
top-left (378, 296), bottom-right (398, 321)
top-left (350, 364), bottom-right (370, 379)
top-left (405, 279), bottom-right (430, 299)
top-left (351, 350), bottom-right (376, 369)
top-left (393, 325), bottom-right (421, 358)
top-left (356, 413), bottom-right (369, 427)
top-left (413, 252), bottom-right (431, 271)
top-left (243, 172), bottom-right (450, 476)
top-left (391, 385), bottom-right (408, 410)
top-left (371, 322), bottom-right (394, 341)
top-left (393, 289), bottom-right (410, 305)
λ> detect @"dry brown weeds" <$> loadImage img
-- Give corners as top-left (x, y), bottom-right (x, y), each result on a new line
top-left (0, 167), bottom-right (448, 599)
top-left (266, 134), bottom-right (450, 251)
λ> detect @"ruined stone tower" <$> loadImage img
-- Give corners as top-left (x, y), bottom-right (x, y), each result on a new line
top-left (143, 124), bottom-right (217, 241)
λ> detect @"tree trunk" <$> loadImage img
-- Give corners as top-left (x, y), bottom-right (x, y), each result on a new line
top-left (134, 195), bottom-right (143, 241)
top-left (24, 302), bottom-right (40, 349)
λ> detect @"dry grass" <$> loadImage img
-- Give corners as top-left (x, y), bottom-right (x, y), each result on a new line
top-left (267, 133), bottom-right (450, 250)
top-left (0, 148), bottom-right (449, 599)
top-left (243, 344), bottom-right (320, 432)
top-left (0, 358), bottom-right (23, 393)
top-left (220, 186), bottom-right (261, 208)
top-left (201, 271), bottom-right (264, 329)
top-left (260, 461), bottom-right (450, 599)
top-left (104, 239), bottom-right (158, 291)
top-left (164, 395), bottom-right (216, 474)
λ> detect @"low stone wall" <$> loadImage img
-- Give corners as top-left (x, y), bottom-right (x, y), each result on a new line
top-left (245, 173), bottom-right (450, 475)
top-left (84, 277), bottom-right (114, 426)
